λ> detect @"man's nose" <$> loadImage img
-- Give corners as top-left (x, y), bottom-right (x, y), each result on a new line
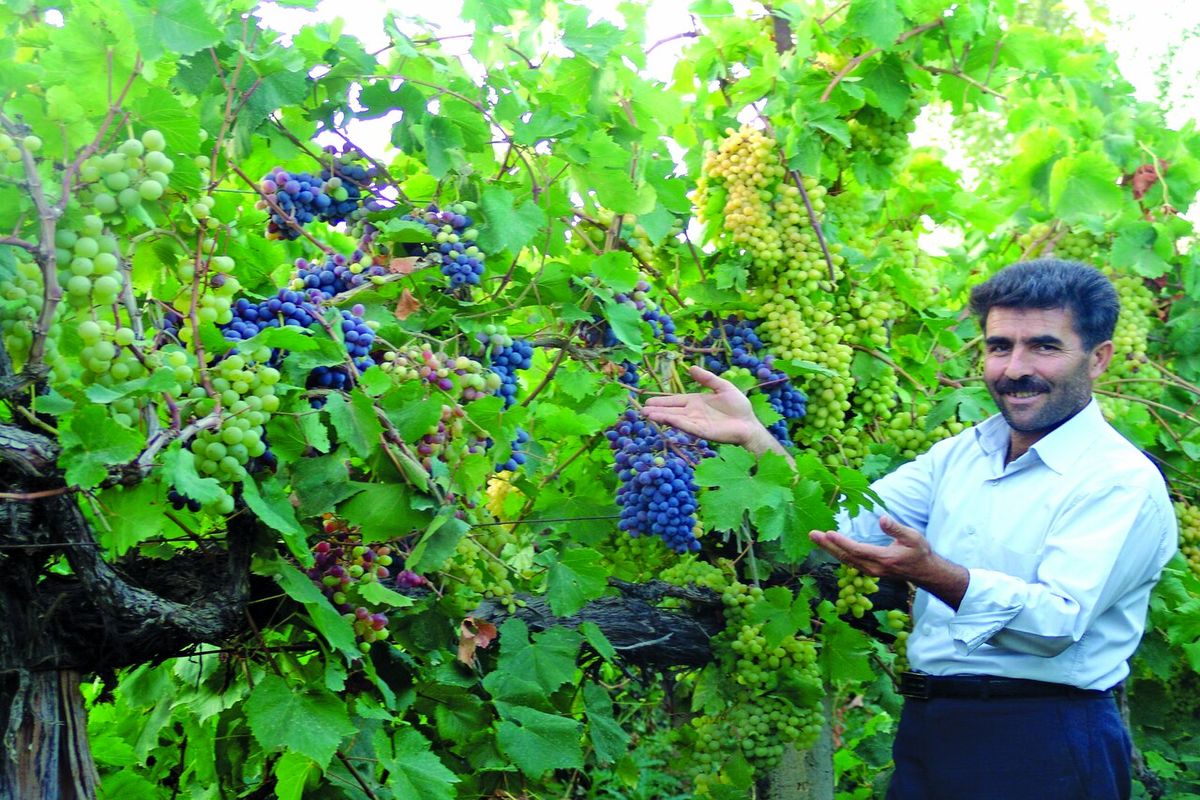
top-left (1004, 347), bottom-right (1034, 378)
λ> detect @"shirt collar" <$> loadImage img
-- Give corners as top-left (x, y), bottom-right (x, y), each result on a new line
top-left (972, 398), bottom-right (1105, 474)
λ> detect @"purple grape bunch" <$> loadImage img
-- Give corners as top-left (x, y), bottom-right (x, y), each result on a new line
top-left (401, 203), bottom-right (486, 289)
top-left (167, 487), bottom-right (202, 512)
top-left (579, 279), bottom-right (678, 353)
top-left (607, 409), bottom-right (714, 553)
top-left (221, 288), bottom-right (320, 343)
top-left (699, 316), bottom-right (807, 446)
top-left (258, 156), bottom-right (374, 240)
top-left (306, 304), bottom-right (376, 395)
top-left (616, 280), bottom-right (678, 343)
top-left (219, 290), bottom-right (376, 405)
top-left (293, 251), bottom-right (387, 300)
top-left (480, 333), bottom-right (534, 410)
top-left (477, 329), bottom-right (535, 471)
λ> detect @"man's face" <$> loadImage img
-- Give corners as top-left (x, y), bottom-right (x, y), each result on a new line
top-left (982, 306), bottom-right (1112, 438)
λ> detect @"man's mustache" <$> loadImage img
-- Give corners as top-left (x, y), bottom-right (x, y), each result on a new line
top-left (993, 376), bottom-right (1051, 394)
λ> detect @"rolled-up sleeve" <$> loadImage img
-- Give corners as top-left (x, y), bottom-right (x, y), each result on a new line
top-left (949, 485), bottom-right (1174, 657)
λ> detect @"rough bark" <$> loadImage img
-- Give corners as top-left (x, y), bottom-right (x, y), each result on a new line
top-left (476, 579), bottom-right (726, 669)
top-left (0, 423), bottom-right (59, 478)
top-left (763, 695), bottom-right (836, 800)
top-left (0, 671), bottom-right (98, 800)
top-left (0, 472), bottom-right (261, 798)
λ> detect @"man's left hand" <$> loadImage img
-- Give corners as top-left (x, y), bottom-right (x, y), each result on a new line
top-left (810, 517), bottom-right (969, 610)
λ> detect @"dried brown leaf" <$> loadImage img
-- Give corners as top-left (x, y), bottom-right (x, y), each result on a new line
top-left (394, 289), bottom-right (421, 321)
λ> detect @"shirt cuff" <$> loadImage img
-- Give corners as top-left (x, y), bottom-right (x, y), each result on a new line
top-left (947, 567), bottom-right (1025, 654)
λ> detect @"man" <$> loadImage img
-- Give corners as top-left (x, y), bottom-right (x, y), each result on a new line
top-left (643, 260), bottom-right (1177, 800)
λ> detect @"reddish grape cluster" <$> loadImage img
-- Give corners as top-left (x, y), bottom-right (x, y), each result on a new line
top-left (307, 516), bottom-right (397, 653)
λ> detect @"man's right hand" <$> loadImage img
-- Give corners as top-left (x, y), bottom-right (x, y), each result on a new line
top-left (643, 365), bottom-right (787, 457)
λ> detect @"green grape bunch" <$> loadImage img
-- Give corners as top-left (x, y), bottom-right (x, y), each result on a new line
top-left (835, 564), bottom-right (879, 618)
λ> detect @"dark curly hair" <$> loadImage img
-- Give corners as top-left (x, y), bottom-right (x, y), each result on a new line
top-left (968, 259), bottom-right (1120, 350)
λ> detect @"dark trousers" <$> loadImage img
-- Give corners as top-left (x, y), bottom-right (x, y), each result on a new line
top-left (886, 694), bottom-right (1131, 800)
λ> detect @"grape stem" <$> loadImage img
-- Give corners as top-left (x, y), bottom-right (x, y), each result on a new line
top-left (0, 58), bottom-right (144, 396)
top-left (0, 236), bottom-right (37, 254)
top-left (12, 404), bottom-right (58, 437)
top-left (819, 20), bottom-right (944, 103)
top-left (0, 487), bottom-right (73, 501)
top-left (736, 518), bottom-right (762, 587)
top-left (1150, 359), bottom-right (1200, 391)
top-left (850, 344), bottom-right (929, 396)
top-left (1017, 220), bottom-right (1063, 260)
top-left (322, 124), bottom-right (411, 208)
top-left (538, 434), bottom-right (603, 487)
top-left (134, 410), bottom-right (222, 471)
top-left (227, 162), bottom-right (336, 255)
top-left (918, 65), bottom-right (1006, 99)
top-left (520, 346), bottom-right (567, 408)
top-left (817, 1), bottom-right (851, 26)
top-left (185, 230), bottom-right (222, 406)
top-left (787, 168), bottom-right (839, 285)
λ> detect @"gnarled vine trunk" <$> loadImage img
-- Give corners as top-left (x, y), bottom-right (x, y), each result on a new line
top-left (0, 422), bottom-right (260, 798)
top-left (0, 671), bottom-right (98, 800)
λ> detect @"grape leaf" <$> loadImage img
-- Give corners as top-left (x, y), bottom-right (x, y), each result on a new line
top-left (241, 474), bottom-right (307, 562)
top-left (746, 585), bottom-right (812, 646)
top-left (544, 547), bottom-right (609, 616)
top-left (407, 515), bottom-right (468, 573)
top-left (602, 300), bottom-right (645, 349)
top-left (97, 482), bottom-right (167, 556)
top-left (590, 251), bottom-right (639, 293)
top-left (1049, 151), bottom-right (1124, 221)
top-left (290, 453), bottom-right (363, 517)
top-left (59, 406), bottom-right (144, 489)
top-left (818, 607), bottom-right (878, 683)
top-left (579, 621), bottom-right (617, 662)
top-left (495, 706), bottom-right (583, 777)
top-left (426, 116), bottom-right (466, 178)
top-left (357, 580), bottom-right (415, 609)
top-left (1112, 222), bottom-right (1173, 279)
top-left (561, 5), bottom-right (622, 64)
top-left (118, 0), bottom-right (222, 61)
top-left (477, 185), bottom-right (546, 254)
top-left (380, 728), bottom-right (460, 800)
top-left (162, 445), bottom-right (224, 505)
top-left (272, 752), bottom-right (318, 800)
top-left (83, 367), bottom-right (176, 404)
top-left (495, 619), bottom-right (582, 695)
top-left (324, 390), bottom-right (383, 458)
top-left (695, 448), bottom-right (788, 533)
top-left (254, 556), bottom-right (360, 659)
top-left (341, 483), bottom-right (432, 543)
top-left (245, 675), bottom-right (355, 769)
top-left (433, 692), bottom-right (489, 747)
top-left (379, 382), bottom-right (445, 440)
top-left (582, 682), bottom-right (629, 766)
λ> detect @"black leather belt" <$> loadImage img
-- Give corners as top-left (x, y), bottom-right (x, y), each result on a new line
top-left (898, 672), bottom-right (1112, 700)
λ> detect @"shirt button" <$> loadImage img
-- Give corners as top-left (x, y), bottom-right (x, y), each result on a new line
top-left (964, 526), bottom-right (975, 535)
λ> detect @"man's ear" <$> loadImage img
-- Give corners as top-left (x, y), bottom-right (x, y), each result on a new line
top-left (1089, 340), bottom-right (1114, 377)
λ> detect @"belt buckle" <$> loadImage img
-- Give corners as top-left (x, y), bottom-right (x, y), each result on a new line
top-left (898, 672), bottom-right (932, 700)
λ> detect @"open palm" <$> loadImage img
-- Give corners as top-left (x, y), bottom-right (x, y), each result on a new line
top-left (643, 365), bottom-right (763, 447)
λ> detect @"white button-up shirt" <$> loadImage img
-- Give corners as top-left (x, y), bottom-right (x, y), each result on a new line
top-left (838, 399), bottom-right (1177, 690)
